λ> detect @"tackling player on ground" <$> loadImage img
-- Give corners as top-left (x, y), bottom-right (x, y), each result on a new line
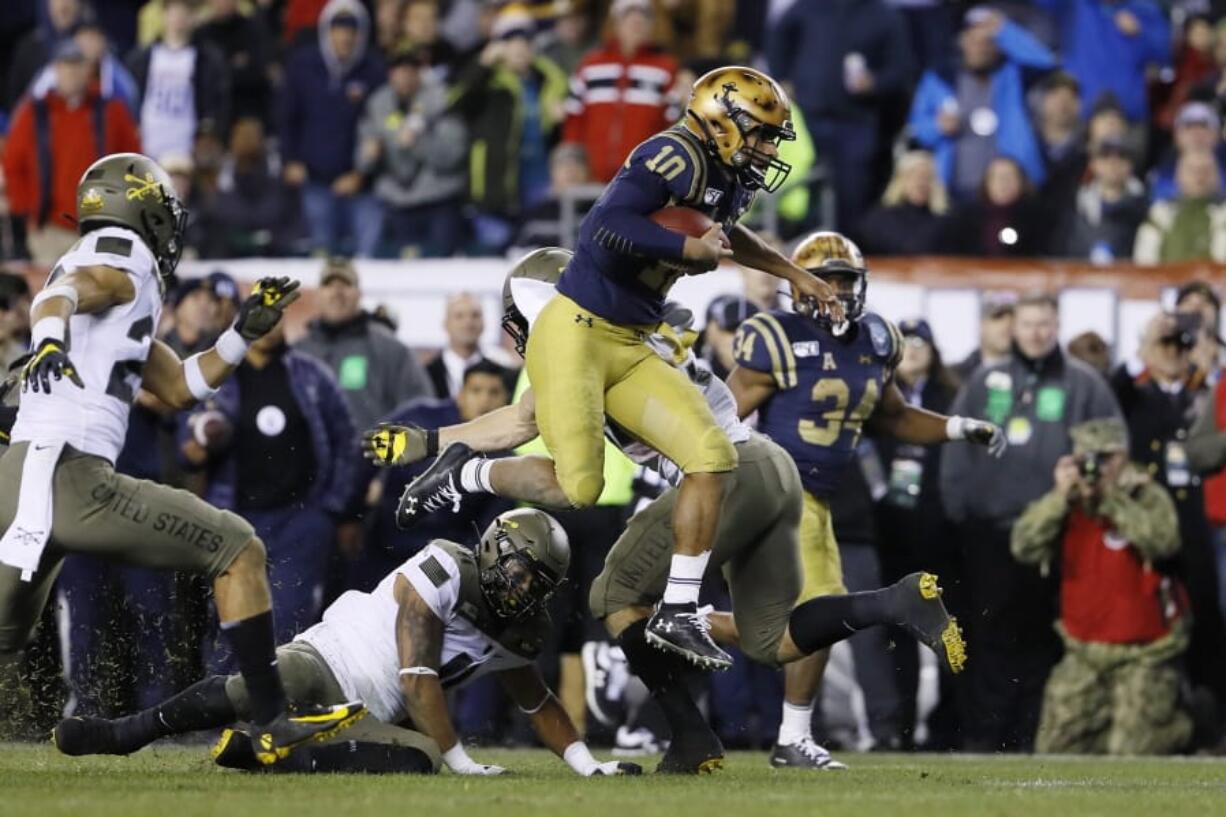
top-left (392, 66), bottom-right (842, 671)
top-left (726, 231), bottom-right (1005, 769)
top-left (0, 153), bottom-right (361, 765)
top-left (365, 248), bottom-right (972, 774)
top-left (54, 508), bottom-right (641, 778)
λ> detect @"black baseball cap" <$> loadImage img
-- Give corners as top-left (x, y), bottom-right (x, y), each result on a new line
top-left (898, 317), bottom-right (934, 346)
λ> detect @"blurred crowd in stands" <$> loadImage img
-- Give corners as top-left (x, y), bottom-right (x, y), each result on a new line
top-left (1, 0), bottom-right (1226, 263)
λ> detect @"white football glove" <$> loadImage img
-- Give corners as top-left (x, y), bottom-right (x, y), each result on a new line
top-left (443, 744), bottom-right (506, 776)
top-left (590, 760), bottom-right (643, 776)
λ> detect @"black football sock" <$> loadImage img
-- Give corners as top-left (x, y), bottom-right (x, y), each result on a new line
top-left (220, 610), bottom-right (286, 725)
top-left (617, 618), bottom-right (706, 736)
top-left (113, 676), bottom-right (235, 751)
top-left (787, 586), bottom-right (898, 656)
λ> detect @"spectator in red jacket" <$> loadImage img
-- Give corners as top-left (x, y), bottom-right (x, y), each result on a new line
top-left (2, 39), bottom-right (141, 263)
top-left (562, 0), bottom-right (677, 183)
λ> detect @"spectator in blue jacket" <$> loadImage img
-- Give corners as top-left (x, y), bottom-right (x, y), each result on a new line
top-left (766, 0), bottom-right (913, 229)
top-left (1035, 0), bottom-right (1171, 124)
top-left (908, 7), bottom-right (1057, 203)
top-left (349, 359), bottom-right (514, 593)
top-left (280, 0), bottom-right (386, 256)
top-left (181, 321), bottom-right (362, 668)
top-left (1148, 101), bottom-right (1226, 202)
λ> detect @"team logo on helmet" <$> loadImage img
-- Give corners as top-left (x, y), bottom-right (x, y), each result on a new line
top-left (125, 172), bottom-right (164, 203)
top-left (79, 188), bottom-right (103, 213)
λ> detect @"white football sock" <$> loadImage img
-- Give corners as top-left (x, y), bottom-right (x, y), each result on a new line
top-left (777, 701), bottom-right (814, 746)
top-left (661, 551), bottom-right (710, 605)
top-left (459, 458), bottom-right (495, 494)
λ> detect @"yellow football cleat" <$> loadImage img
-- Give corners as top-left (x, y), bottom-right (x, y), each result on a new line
top-left (898, 572), bottom-right (968, 674)
top-left (250, 701), bottom-right (368, 766)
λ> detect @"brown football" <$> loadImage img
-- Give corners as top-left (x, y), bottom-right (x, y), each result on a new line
top-left (191, 409), bottom-right (233, 451)
top-left (650, 206), bottom-right (729, 247)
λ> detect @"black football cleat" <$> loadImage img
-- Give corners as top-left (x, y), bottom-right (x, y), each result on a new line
top-left (894, 573), bottom-right (968, 674)
top-left (52, 716), bottom-right (139, 757)
top-left (395, 443), bottom-right (476, 530)
top-left (768, 737), bottom-right (848, 770)
top-left (645, 602), bottom-right (732, 671)
top-left (657, 724), bottom-right (725, 775)
top-left (251, 701), bottom-right (367, 766)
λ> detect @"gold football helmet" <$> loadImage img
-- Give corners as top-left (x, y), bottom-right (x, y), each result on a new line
top-left (791, 231), bottom-right (868, 322)
top-left (683, 66), bottom-right (795, 193)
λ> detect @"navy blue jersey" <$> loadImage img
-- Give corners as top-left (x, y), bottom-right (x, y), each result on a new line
top-left (556, 126), bottom-right (756, 326)
top-left (734, 311), bottom-right (903, 498)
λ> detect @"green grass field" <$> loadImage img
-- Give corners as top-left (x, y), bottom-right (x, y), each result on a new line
top-left (3, 744), bottom-right (1226, 817)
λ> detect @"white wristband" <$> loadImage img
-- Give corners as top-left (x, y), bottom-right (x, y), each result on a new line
top-left (398, 666), bottom-right (439, 677)
top-left (563, 742), bottom-right (600, 776)
top-left (31, 284), bottom-right (79, 312)
top-left (215, 327), bottom-right (249, 366)
top-left (945, 415), bottom-right (968, 441)
top-left (31, 316), bottom-right (67, 345)
top-left (442, 743), bottom-right (477, 772)
top-left (184, 353), bottom-right (217, 401)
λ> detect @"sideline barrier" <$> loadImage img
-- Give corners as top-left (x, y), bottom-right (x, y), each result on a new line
top-left (15, 256), bottom-right (1226, 365)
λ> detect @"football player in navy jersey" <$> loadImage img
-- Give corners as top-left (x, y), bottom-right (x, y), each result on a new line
top-left (394, 66), bottom-right (841, 670)
top-left (728, 232), bottom-right (1005, 769)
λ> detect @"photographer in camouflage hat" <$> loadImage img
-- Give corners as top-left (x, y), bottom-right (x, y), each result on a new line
top-left (1011, 417), bottom-right (1193, 755)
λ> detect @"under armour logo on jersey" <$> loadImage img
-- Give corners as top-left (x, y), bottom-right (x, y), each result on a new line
top-left (703, 188), bottom-right (723, 206)
top-left (575, 314), bottom-right (594, 328)
top-left (859, 355), bottom-right (873, 365)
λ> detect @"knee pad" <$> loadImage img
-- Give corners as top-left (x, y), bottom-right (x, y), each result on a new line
top-left (684, 427), bottom-right (738, 475)
top-left (560, 471), bottom-right (604, 509)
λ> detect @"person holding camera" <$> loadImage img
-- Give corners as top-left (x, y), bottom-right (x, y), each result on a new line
top-left (1110, 310), bottom-right (1226, 727)
top-left (940, 292), bottom-right (1121, 751)
top-left (1011, 418), bottom-right (1192, 755)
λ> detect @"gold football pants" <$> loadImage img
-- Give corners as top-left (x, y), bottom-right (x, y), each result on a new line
top-left (525, 293), bottom-right (737, 507)
top-left (798, 491), bottom-right (847, 601)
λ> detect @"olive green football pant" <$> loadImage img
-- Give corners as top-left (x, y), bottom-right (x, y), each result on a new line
top-left (589, 433), bottom-right (803, 665)
top-left (0, 443), bottom-right (253, 654)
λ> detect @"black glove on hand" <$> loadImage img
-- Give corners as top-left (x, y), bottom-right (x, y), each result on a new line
top-left (234, 276), bottom-right (302, 341)
top-left (362, 423), bottom-right (436, 467)
top-left (22, 338), bottom-right (84, 394)
top-left (965, 419), bottom-right (1007, 457)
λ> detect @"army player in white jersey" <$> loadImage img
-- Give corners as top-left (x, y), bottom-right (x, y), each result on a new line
top-left (54, 508), bottom-right (641, 778)
top-left (366, 249), bottom-right (965, 773)
top-left (0, 153), bottom-right (362, 765)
